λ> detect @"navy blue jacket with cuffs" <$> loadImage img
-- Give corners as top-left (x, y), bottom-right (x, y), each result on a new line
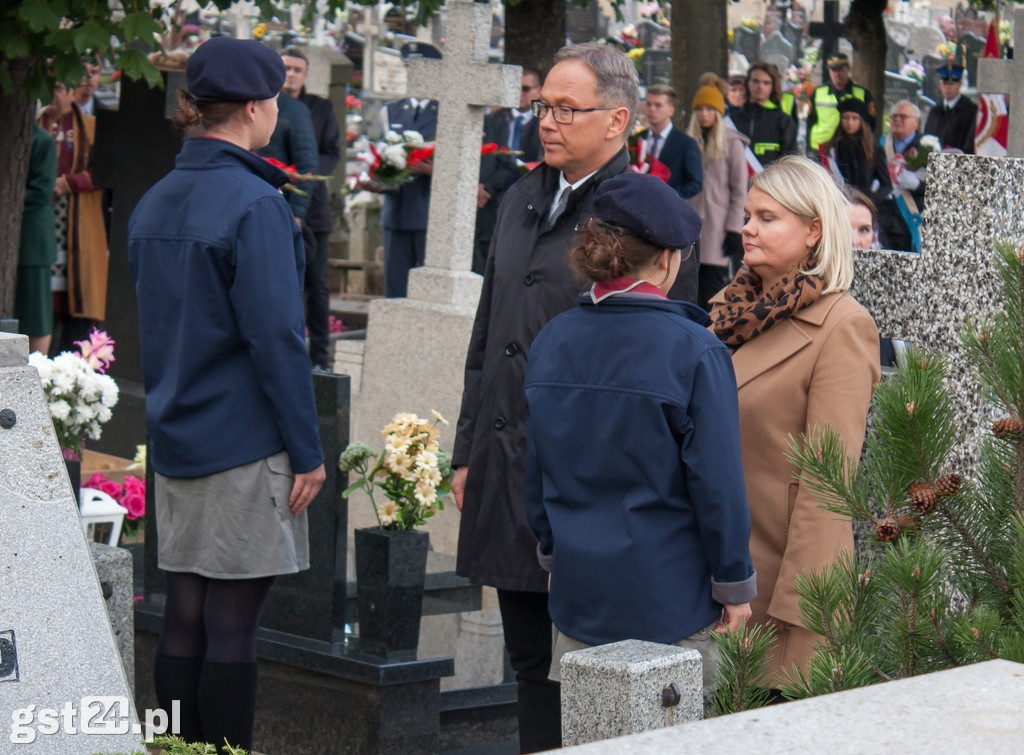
top-left (525, 288), bottom-right (756, 644)
top-left (128, 137), bottom-right (323, 479)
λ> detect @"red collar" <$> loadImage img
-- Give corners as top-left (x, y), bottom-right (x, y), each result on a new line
top-left (590, 277), bottom-right (667, 303)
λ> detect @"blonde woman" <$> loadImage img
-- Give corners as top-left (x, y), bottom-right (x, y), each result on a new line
top-left (709, 155), bottom-right (881, 686)
top-left (687, 75), bottom-right (749, 309)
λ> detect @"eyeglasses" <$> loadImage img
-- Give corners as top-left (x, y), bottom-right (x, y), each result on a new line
top-left (531, 99), bottom-right (616, 124)
top-left (521, 84), bottom-right (540, 92)
top-left (890, 113), bottom-right (916, 120)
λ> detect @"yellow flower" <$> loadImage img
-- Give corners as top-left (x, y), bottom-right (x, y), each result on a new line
top-left (378, 500), bottom-right (400, 526)
top-left (252, 22), bottom-right (267, 40)
top-left (386, 449), bottom-right (413, 475)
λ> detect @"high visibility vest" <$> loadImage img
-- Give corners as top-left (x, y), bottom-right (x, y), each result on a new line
top-left (810, 84), bottom-right (867, 149)
top-left (780, 92), bottom-right (795, 118)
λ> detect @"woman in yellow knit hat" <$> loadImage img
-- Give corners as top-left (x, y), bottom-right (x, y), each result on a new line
top-left (687, 75), bottom-right (749, 309)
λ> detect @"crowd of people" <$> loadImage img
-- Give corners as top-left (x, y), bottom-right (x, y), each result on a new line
top-left (15, 31), bottom-right (979, 754)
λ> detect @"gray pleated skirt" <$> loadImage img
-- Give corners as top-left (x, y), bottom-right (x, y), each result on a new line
top-left (155, 450), bottom-right (309, 579)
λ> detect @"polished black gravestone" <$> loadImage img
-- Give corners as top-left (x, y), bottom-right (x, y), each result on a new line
top-left (91, 71), bottom-right (186, 459)
top-left (135, 373), bottom-right (480, 753)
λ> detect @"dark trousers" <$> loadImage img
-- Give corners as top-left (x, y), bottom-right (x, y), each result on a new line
top-left (304, 228), bottom-right (330, 367)
top-left (383, 228), bottom-right (427, 298)
top-left (497, 589), bottom-right (561, 753)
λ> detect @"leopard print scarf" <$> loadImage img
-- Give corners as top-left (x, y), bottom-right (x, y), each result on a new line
top-left (710, 266), bottom-right (824, 349)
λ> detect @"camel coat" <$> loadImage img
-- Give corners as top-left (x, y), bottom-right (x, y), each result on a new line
top-left (709, 289), bottom-right (880, 681)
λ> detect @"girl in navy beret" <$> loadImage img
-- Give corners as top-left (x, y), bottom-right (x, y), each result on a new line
top-left (524, 172), bottom-right (756, 698)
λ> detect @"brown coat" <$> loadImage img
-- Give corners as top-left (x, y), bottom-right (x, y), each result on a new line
top-left (709, 290), bottom-right (880, 681)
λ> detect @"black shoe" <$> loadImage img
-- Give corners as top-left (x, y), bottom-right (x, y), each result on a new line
top-left (312, 363), bottom-right (333, 374)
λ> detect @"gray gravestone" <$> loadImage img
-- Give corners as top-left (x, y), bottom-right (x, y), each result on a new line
top-left (781, 20), bottom-right (804, 62)
top-left (958, 31), bottom-right (986, 87)
top-left (762, 30), bottom-right (797, 68)
top-left (908, 24), bottom-right (946, 63)
top-left (733, 26), bottom-right (761, 63)
top-left (0, 332), bottom-right (140, 752)
top-left (562, 660), bottom-right (1024, 752)
top-left (850, 153), bottom-right (1024, 474)
top-left (884, 72), bottom-right (921, 112)
top-left (977, 6), bottom-right (1024, 157)
top-left (567, 3), bottom-right (604, 44)
top-left (643, 49), bottom-right (672, 88)
top-left (886, 31), bottom-right (907, 72)
top-left (561, 640), bottom-right (702, 747)
top-left (922, 53), bottom-right (946, 103)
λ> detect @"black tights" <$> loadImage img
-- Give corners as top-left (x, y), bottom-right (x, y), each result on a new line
top-left (154, 572), bottom-right (274, 752)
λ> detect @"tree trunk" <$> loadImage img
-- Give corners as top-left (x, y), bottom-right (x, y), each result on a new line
top-left (846, 0), bottom-right (888, 137)
top-left (670, 0), bottom-right (728, 126)
top-left (0, 55), bottom-right (35, 319)
top-left (503, 0), bottom-right (566, 79)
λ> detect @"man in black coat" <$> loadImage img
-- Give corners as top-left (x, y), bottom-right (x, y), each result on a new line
top-left (281, 48), bottom-right (342, 371)
top-left (924, 63), bottom-right (978, 154)
top-left (880, 99), bottom-right (927, 252)
top-left (452, 44), bottom-right (696, 754)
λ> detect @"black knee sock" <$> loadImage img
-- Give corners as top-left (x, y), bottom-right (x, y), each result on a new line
top-left (197, 661), bottom-right (259, 753)
top-left (153, 653), bottom-right (205, 744)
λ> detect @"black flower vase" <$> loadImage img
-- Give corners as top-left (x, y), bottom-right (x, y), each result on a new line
top-left (354, 527), bottom-right (429, 660)
top-left (63, 453), bottom-right (81, 508)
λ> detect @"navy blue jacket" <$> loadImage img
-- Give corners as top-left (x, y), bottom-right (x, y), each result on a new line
top-left (257, 93), bottom-right (319, 220)
top-left (641, 127), bottom-right (703, 199)
top-left (525, 291), bottom-right (755, 644)
top-left (381, 98), bottom-right (438, 231)
top-left (128, 137), bottom-right (323, 478)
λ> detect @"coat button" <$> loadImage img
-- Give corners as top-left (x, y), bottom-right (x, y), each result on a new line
top-left (526, 203), bottom-right (534, 211)
top-left (523, 273), bottom-right (535, 286)
top-left (504, 343), bottom-right (518, 357)
top-left (493, 417), bottom-right (507, 430)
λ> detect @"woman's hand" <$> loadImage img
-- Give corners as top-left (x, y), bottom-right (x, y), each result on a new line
top-left (715, 603), bottom-right (752, 633)
top-left (288, 463), bottom-right (326, 514)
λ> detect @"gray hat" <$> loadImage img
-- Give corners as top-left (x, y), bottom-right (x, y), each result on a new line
top-left (592, 173), bottom-right (702, 251)
top-left (187, 37), bottom-right (285, 102)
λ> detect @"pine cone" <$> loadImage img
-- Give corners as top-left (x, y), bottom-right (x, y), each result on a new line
top-left (934, 473), bottom-right (961, 497)
top-left (908, 482), bottom-right (938, 514)
top-left (875, 517), bottom-right (901, 543)
top-left (993, 417), bottom-right (1023, 438)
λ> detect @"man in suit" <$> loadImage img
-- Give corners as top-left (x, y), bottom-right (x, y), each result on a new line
top-left (639, 84), bottom-right (702, 200)
top-left (924, 64), bottom-right (978, 154)
top-left (880, 99), bottom-right (926, 252)
top-left (473, 70), bottom-right (544, 273)
top-left (281, 47), bottom-right (342, 372)
top-left (74, 63), bottom-right (105, 114)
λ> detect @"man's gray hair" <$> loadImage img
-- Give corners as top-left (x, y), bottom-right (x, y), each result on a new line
top-left (553, 43), bottom-right (639, 130)
top-left (893, 99), bottom-right (921, 120)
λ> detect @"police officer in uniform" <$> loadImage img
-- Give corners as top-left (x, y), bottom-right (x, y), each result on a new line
top-left (735, 62), bottom-right (796, 168)
top-left (808, 53), bottom-right (875, 151)
top-left (923, 63), bottom-right (977, 154)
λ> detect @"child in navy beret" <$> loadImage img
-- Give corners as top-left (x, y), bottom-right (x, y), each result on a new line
top-left (523, 170), bottom-right (755, 698)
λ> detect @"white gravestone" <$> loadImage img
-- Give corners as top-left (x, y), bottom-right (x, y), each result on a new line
top-left (977, 6), bottom-right (1024, 157)
top-left (850, 152), bottom-right (1024, 474)
top-left (0, 333), bottom-right (140, 753)
top-left (345, 0), bottom-right (520, 689)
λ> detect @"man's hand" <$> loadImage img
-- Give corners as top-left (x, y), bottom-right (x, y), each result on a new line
top-left (408, 158), bottom-right (433, 176)
top-left (715, 603), bottom-right (752, 633)
top-left (477, 184), bottom-right (492, 209)
top-left (452, 466), bottom-right (468, 511)
top-left (289, 464), bottom-right (326, 514)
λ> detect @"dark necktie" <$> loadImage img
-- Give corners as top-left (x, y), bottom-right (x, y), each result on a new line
top-left (511, 114), bottom-right (525, 151)
top-left (650, 132), bottom-right (661, 159)
top-left (413, 101), bottom-right (422, 121)
top-left (549, 186), bottom-right (572, 225)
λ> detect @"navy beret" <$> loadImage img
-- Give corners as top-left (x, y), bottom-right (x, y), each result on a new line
top-left (187, 37), bottom-right (285, 102)
top-left (592, 172), bottom-right (702, 251)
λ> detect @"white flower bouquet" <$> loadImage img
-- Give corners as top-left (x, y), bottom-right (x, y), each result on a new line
top-left (28, 329), bottom-right (119, 459)
top-left (339, 410), bottom-right (454, 530)
top-left (344, 130), bottom-right (435, 193)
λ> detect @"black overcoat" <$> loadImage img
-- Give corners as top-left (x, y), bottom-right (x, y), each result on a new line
top-left (453, 149), bottom-right (631, 592)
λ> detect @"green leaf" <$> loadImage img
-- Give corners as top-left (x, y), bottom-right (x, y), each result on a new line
top-left (341, 479), bottom-right (365, 498)
top-left (22, 70), bottom-right (51, 103)
top-left (18, 0), bottom-right (61, 34)
top-left (72, 20), bottom-right (112, 54)
top-left (116, 47), bottom-right (163, 90)
top-left (0, 33), bottom-right (31, 60)
top-left (119, 11), bottom-right (165, 46)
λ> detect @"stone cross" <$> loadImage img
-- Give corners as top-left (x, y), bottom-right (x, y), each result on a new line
top-left (977, 6), bottom-right (1024, 157)
top-left (850, 153), bottom-right (1024, 474)
top-left (808, 0), bottom-right (845, 81)
top-left (403, 0), bottom-right (520, 306)
top-left (357, 8), bottom-right (384, 96)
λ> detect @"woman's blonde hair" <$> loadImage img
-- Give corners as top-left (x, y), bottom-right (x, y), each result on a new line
top-left (687, 107), bottom-right (725, 162)
top-left (749, 155), bottom-right (854, 292)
